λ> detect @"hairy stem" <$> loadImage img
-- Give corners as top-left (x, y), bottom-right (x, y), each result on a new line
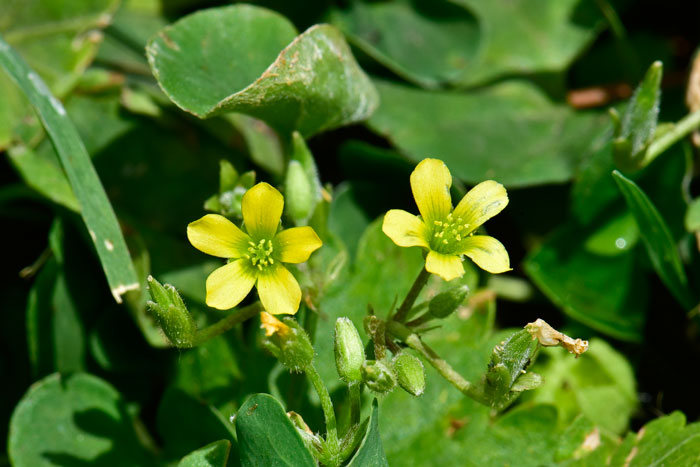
top-left (305, 363), bottom-right (340, 463)
top-left (193, 302), bottom-right (261, 345)
top-left (393, 267), bottom-right (430, 323)
top-left (646, 109), bottom-right (700, 163)
top-left (387, 321), bottom-right (483, 402)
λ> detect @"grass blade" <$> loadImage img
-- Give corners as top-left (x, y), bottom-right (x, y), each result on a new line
top-left (0, 36), bottom-right (139, 302)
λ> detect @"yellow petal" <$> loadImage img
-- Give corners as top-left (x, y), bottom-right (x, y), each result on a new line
top-left (425, 251), bottom-right (464, 281)
top-left (410, 158), bottom-right (452, 223)
top-left (453, 180), bottom-right (508, 234)
top-left (187, 214), bottom-right (251, 258)
top-left (458, 235), bottom-right (511, 274)
top-left (257, 263), bottom-right (302, 315)
top-left (260, 311), bottom-right (291, 337)
top-left (274, 226), bottom-right (322, 264)
top-left (205, 259), bottom-right (257, 310)
top-left (242, 182), bottom-right (283, 240)
top-left (382, 209), bottom-right (429, 248)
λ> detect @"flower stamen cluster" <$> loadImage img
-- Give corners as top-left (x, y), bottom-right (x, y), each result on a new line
top-left (431, 214), bottom-right (471, 253)
top-left (247, 239), bottom-right (275, 269)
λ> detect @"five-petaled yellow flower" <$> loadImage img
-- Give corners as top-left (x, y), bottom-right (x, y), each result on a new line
top-left (187, 182), bottom-right (322, 315)
top-left (382, 158), bottom-right (510, 281)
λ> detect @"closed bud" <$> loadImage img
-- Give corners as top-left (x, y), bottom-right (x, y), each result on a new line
top-left (285, 160), bottom-right (314, 222)
top-left (334, 318), bottom-right (365, 383)
top-left (361, 360), bottom-right (396, 394)
top-left (147, 275), bottom-right (197, 348)
top-left (260, 312), bottom-right (314, 372)
top-left (219, 160), bottom-right (239, 192)
top-left (429, 284), bottom-right (469, 319)
top-left (393, 354), bottom-right (425, 397)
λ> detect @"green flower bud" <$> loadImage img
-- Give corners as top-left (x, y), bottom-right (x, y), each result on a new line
top-left (428, 284), bottom-right (469, 319)
top-left (334, 318), bottom-right (365, 383)
top-left (393, 354), bottom-right (425, 397)
top-left (361, 360), bottom-right (396, 394)
top-left (147, 275), bottom-right (197, 348)
top-left (219, 160), bottom-right (239, 192)
top-left (285, 160), bottom-right (314, 222)
top-left (261, 312), bottom-right (314, 372)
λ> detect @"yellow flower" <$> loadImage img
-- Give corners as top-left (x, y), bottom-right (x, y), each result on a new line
top-left (187, 182), bottom-right (322, 315)
top-left (382, 158), bottom-right (510, 281)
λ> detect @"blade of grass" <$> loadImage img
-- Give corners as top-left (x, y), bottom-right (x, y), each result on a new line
top-left (0, 36), bottom-right (139, 303)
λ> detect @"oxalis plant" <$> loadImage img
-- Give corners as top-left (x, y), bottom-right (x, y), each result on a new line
top-left (5, 1), bottom-right (700, 466)
top-left (147, 157), bottom-right (588, 466)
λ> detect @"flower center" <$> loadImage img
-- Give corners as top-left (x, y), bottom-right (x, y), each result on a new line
top-left (430, 213), bottom-right (470, 254)
top-left (246, 239), bottom-right (275, 270)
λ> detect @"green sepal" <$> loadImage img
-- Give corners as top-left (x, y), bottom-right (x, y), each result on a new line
top-left (262, 317), bottom-right (315, 373)
top-left (147, 275), bottom-right (197, 348)
top-left (361, 360), bottom-right (396, 394)
top-left (478, 329), bottom-right (540, 409)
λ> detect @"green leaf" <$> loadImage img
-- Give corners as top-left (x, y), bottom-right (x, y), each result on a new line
top-left (146, 5), bottom-right (378, 137)
top-left (179, 440), bottom-right (231, 467)
top-left (526, 339), bottom-right (637, 435)
top-left (347, 400), bottom-right (388, 467)
top-left (0, 0), bottom-right (118, 149)
top-left (234, 393), bottom-right (315, 467)
top-left (330, 0), bottom-right (479, 89)
top-left (525, 224), bottom-right (647, 341)
top-left (158, 387), bottom-right (237, 464)
top-left (609, 412), bottom-right (700, 466)
top-left (367, 79), bottom-right (607, 187)
top-left (612, 170), bottom-right (694, 308)
top-left (0, 38), bottom-right (140, 303)
top-left (613, 61), bottom-right (662, 170)
top-left (8, 373), bottom-right (154, 466)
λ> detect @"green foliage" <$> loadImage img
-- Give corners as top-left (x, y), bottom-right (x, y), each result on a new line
top-left (613, 170), bottom-right (694, 308)
top-left (146, 5), bottom-right (378, 137)
top-left (235, 394), bottom-right (316, 467)
top-left (347, 400), bottom-right (388, 467)
top-left (367, 79), bottom-right (607, 186)
top-left (0, 35), bottom-right (139, 304)
top-left (8, 373), bottom-right (154, 466)
top-left (3, 1), bottom-right (700, 466)
top-left (178, 440), bottom-right (231, 467)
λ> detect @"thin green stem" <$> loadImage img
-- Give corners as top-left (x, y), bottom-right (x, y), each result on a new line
top-left (387, 321), bottom-right (483, 403)
top-left (393, 267), bottom-right (430, 323)
top-left (646, 109), bottom-right (700, 163)
top-left (405, 312), bottom-right (433, 328)
top-left (349, 382), bottom-right (361, 428)
top-left (305, 363), bottom-right (339, 454)
top-left (192, 302), bottom-right (261, 345)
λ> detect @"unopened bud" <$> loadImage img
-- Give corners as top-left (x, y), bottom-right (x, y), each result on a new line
top-left (260, 312), bottom-right (314, 372)
top-left (361, 360), bottom-right (396, 394)
top-left (147, 275), bottom-right (197, 348)
top-left (334, 318), bottom-right (365, 383)
top-left (393, 354), bottom-right (425, 396)
top-left (429, 285), bottom-right (469, 319)
top-left (219, 160), bottom-right (239, 192)
top-left (285, 160), bottom-right (314, 222)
